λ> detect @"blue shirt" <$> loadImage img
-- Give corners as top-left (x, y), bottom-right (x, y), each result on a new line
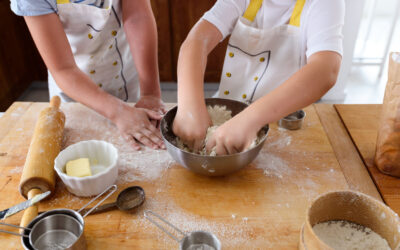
top-left (11, 0), bottom-right (57, 16)
top-left (10, 0), bottom-right (105, 16)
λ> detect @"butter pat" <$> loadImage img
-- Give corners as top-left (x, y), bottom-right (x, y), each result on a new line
top-left (66, 158), bottom-right (92, 177)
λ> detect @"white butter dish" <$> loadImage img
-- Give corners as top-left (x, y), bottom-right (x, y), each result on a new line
top-left (54, 140), bottom-right (118, 197)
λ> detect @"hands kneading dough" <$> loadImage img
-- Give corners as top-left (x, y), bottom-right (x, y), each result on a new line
top-left (175, 105), bottom-right (263, 155)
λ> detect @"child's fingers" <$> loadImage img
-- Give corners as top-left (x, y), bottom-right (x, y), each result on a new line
top-left (226, 144), bottom-right (239, 155)
top-left (124, 134), bottom-right (141, 150)
top-left (145, 109), bottom-right (163, 120)
top-left (142, 128), bottom-right (164, 149)
top-left (205, 136), bottom-right (216, 153)
top-left (149, 119), bottom-right (158, 128)
top-left (215, 142), bottom-right (228, 156)
top-left (155, 120), bottom-right (161, 129)
top-left (193, 139), bottom-right (205, 152)
top-left (148, 122), bottom-right (163, 140)
top-left (132, 132), bottom-right (158, 149)
top-left (183, 138), bottom-right (195, 151)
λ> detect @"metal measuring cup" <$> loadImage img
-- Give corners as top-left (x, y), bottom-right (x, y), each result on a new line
top-left (144, 210), bottom-right (221, 250)
top-left (0, 185), bottom-right (117, 250)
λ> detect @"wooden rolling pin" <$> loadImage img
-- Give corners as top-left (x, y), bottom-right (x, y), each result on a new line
top-left (19, 96), bottom-right (65, 229)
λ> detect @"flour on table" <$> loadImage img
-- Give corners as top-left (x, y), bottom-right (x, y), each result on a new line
top-left (176, 105), bottom-right (264, 155)
top-left (61, 104), bottom-right (174, 183)
top-left (313, 220), bottom-right (390, 250)
top-left (134, 197), bottom-right (256, 248)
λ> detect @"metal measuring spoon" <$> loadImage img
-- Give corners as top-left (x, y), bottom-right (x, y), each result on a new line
top-left (78, 186), bottom-right (145, 215)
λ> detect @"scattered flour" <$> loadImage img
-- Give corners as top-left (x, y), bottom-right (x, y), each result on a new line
top-left (253, 127), bottom-right (324, 201)
top-left (254, 129), bottom-right (292, 179)
top-left (313, 220), bottom-right (390, 250)
top-left (61, 104), bottom-right (174, 184)
top-left (134, 198), bottom-right (256, 248)
top-left (48, 104), bottom-right (261, 249)
top-left (8, 166), bottom-right (23, 174)
top-left (26, 103), bottom-right (350, 248)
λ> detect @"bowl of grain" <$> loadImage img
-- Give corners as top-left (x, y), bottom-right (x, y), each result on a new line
top-left (300, 190), bottom-right (400, 250)
top-left (161, 98), bottom-right (269, 176)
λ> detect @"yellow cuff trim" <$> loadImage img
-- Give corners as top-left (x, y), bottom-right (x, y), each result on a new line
top-left (57, 0), bottom-right (70, 3)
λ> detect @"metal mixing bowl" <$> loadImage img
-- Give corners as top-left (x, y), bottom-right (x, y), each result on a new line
top-left (161, 98), bottom-right (269, 176)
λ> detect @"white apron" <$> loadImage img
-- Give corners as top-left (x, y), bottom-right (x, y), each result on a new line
top-left (48, 0), bottom-right (139, 102)
top-left (217, 0), bottom-right (307, 103)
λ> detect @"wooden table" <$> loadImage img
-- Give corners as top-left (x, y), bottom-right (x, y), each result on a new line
top-left (0, 102), bottom-right (381, 249)
top-left (336, 104), bottom-right (400, 214)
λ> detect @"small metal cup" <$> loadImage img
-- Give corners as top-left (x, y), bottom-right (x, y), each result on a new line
top-left (278, 110), bottom-right (306, 130)
top-left (144, 210), bottom-right (221, 250)
top-left (181, 231), bottom-right (221, 250)
top-left (29, 214), bottom-right (84, 250)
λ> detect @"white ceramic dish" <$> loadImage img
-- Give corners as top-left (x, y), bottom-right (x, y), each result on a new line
top-left (54, 140), bottom-right (118, 197)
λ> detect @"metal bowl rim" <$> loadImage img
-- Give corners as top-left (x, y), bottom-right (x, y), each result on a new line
top-left (162, 130), bottom-right (268, 158)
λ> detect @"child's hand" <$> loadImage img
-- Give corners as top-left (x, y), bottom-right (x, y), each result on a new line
top-left (135, 95), bottom-right (166, 128)
top-left (135, 95), bottom-right (166, 114)
top-left (114, 103), bottom-right (165, 150)
top-left (173, 105), bottom-right (212, 151)
top-left (206, 113), bottom-right (259, 155)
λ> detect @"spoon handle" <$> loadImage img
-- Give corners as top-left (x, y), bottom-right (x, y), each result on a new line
top-left (79, 202), bottom-right (117, 215)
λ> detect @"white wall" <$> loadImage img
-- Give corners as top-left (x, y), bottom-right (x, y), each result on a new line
top-left (322, 0), bottom-right (365, 101)
top-left (374, 0), bottom-right (397, 16)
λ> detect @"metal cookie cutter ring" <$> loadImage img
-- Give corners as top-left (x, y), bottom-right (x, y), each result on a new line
top-left (144, 210), bottom-right (221, 250)
top-left (278, 110), bottom-right (306, 130)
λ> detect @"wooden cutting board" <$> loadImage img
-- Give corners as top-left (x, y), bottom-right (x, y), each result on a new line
top-left (0, 102), bottom-right (376, 249)
top-left (336, 104), bottom-right (400, 214)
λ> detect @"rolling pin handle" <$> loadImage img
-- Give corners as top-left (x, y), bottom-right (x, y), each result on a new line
top-left (49, 96), bottom-right (61, 109)
top-left (19, 188), bottom-right (42, 233)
